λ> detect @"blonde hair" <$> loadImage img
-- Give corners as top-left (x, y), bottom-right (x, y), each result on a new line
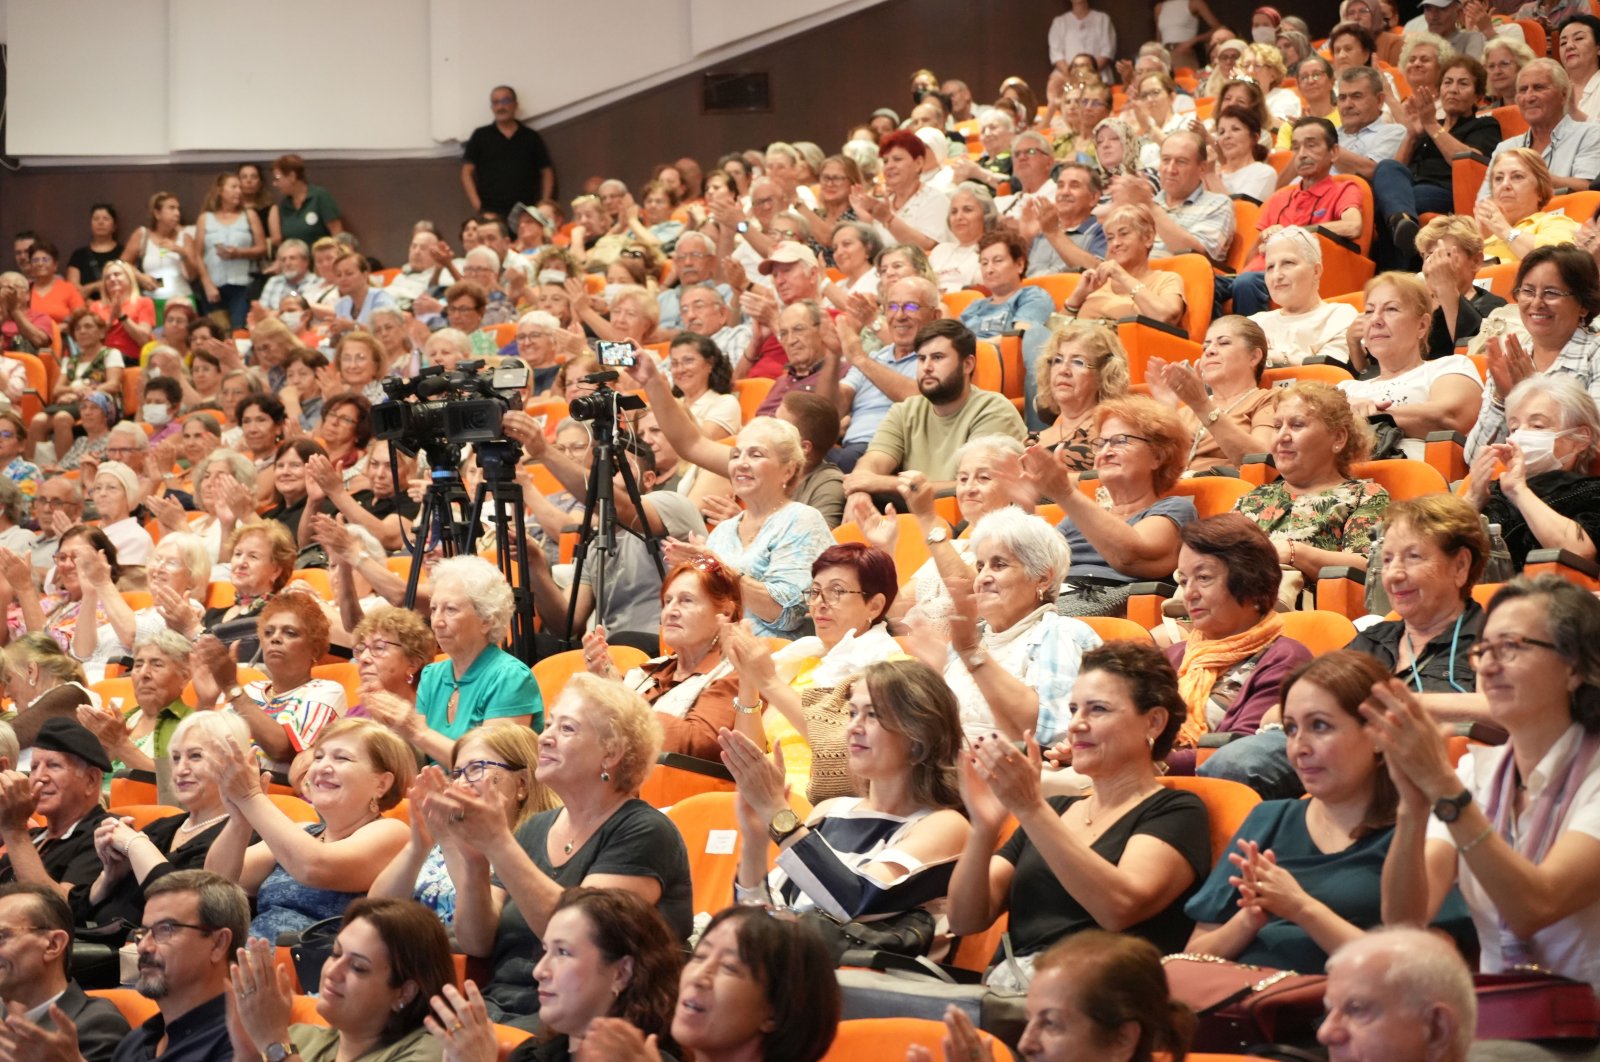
top-left (1102, 203), bottom-right (1157, 244)
top-left (1415, 214), bottom-right (1485, 261)
top-left (738, 416), bottom-right (806, 495)
top-left (1487, 147), bottom-right (1556, 210)
top-left (564, 672), bottom-right (663, 794)
top-left (1033, 322), bottom-right (1131, 417)
top-left (1245, 41), bottom-right (1288, 83)
top-left (312, 718), bottom-right (416, 811)
top-left (1363, 270), bottom-right (1433, 319)
top-left (1280, 381), bottom-right (1373, 476)
top-left (450, 721), bottom-right (560, 828)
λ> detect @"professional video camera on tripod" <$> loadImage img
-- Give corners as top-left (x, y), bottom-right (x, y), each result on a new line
top-left (370, 358), bottom-right (537, 661)
top-left (563, 341), bottom-right (669, 647)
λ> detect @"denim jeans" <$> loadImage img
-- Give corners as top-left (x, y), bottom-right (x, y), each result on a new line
top-left (1215, 271), bottom-right (1271, 315)
top-left (1197, 729), bottom-right (1304, 800)
top-left (1370, 159), bottom-right (1455, 224)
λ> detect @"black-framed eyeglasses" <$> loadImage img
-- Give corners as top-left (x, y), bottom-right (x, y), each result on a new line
top-left (802, 586), bottom-right (869, 607)
top-left (449, 759), bottom-right (517, 783)
top-left (1467, 636), bottom-right (1561, 670)
top-left (1090, 433), bottom-right (1151, 452)
top-left (129, 922), bottom-right (214, 946)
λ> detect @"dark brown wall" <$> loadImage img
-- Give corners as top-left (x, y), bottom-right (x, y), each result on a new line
top-left (2, 0), bottom-right (1291, 266)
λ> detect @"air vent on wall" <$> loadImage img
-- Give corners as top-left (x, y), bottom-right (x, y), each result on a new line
top-left (703, 72), bottom-right (771, 114)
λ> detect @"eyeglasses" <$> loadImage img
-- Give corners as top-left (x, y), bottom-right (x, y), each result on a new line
top-left (1015, 148), bottom-right (1051, 158)
top-left (0, 431), bottom-right (18, 440)
top-left (32, 498), bottom-right (79, 510)
top-left (449, 758), bottom-right (517, 783)
top-left (802, 585), bottom-right (869, 606)
top-left (0, 925), bottom-right (45, 947)
top-left (1467, 636), bottom-right (1561, 670)
top-left (819, 174), bottom-right (852, 183)
top-left (325, 413), bottom-right (360, 427)
top-left (129, 921), bottom-right (214, 946)
top-left (620, 248), bottom-right (647, 260)
top-left (886, 302), bottom-right (925, 315)
top-left (352, 638), bottom-right (399, 658)
top-left (1513, 286), bottom-right (1574, 303)
top-left (554, 442), bottom-right (591, 456)
top-left (106, 446), bottom-right (140, 457)
top-left (446, 303), bottom-right (476, 314)
top-left (1090, 433), bottom-right (1151, 452)
top-left (675, 251), bottom-right (713, 260)
top-left (516, 331), bottom-right (551, 343)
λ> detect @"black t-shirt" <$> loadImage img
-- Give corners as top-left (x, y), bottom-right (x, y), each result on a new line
top-left (483, 799), bottom-right (693, 1020)
top-left (1410, 114), bottom-right (1502, 188)
top-left (997, 789), bottom-right (1210, 958)
top-left (1347, 599), bottom-right (1484, 694)
top-left (463, 123), bottom-right (554, 217)
top-left (75, 812), bottom-right (232, 928)
top-left (68, 246), bottom-right (121, 287)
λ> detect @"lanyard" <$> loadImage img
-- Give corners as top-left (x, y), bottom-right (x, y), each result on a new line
top-left (1403, 611), bottom-right (1468, 694)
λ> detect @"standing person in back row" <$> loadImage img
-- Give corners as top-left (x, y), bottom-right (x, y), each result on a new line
top-left (463, 86), bottom-right (556, 216)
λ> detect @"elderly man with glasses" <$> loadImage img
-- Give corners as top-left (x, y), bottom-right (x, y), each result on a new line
top-left (30, 477), bottom-right (84, 583)
top-left (658, 231), bottom-right (734, 332)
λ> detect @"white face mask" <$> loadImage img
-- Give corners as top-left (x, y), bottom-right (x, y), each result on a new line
top-left (280, 312), bottom-right (304, 332)
top-left (141, 403), bottom-right (171, 427)
top-left (538, 270), bottom-right (569, 286)
top-left (1508, 427), bottom-right (1571, 476)
top-left (1252, 25), bottom-right (1277, 43)
top-left (602, 283), bottom-right (627, 303)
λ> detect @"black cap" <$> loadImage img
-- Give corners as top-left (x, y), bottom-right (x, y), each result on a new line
top-left (33, 717), bottom-right (112, 772)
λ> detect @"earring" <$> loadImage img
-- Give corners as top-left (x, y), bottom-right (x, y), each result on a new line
top-left (600, 769), bottom-right (611, 783)
top-left (1146, 736), bottom-right (1155, 750)
top-left (407, 672), bottom-right (416, 684)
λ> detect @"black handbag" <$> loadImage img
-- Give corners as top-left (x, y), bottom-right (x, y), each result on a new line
top-left (1366, 413), bottom-right (1408, 463)
top-left (798, 907), bottom-right (937, 967)
top-left (288, 916), bottom-right (343, 992)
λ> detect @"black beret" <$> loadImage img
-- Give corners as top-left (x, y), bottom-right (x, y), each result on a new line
top-left (33, 717), bottom-right (112, 773)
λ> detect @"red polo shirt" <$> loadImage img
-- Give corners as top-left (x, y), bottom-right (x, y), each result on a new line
top-left (1245, 176), bottom-right (1364, 272)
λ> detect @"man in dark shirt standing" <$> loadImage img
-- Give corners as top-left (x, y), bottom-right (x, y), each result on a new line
top-left (462, 86), bottom-right (555, 217)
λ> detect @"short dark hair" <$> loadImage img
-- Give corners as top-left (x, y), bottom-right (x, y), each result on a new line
top-left (1443, 54), bottom-right (1488, 97)
top-left (698, 906), bottom-right (840, 1062)
top-left (1280, 650), bottom-right (1399, 837)
top-left (552, 889), bottom-right (682, 1047)
top-left (324, 393), bottom-right (374, 449)
top-left (286, 347), bottom-right (329, 372)
top-left (1179, 514), bottom-right (1281, 616)
top-left (1078, 642), bottom-right (1186, 759)
top-left (0, 883), bottom-right (74, 958)
top-left (191, 348), bottom-right (223, 373)
top-left (1215, 104), bottom-right (1269, 162)
top-left (914, 318), bottom-right (977, 360)
top-left (61, 525), bottom-right (122, 585)
top-left (811, 542), bottom-right (898, 621)
top-left (238, 393), bottom-right (286, 425)
top-left (143, 375), bottom-right (183, 406)
top-left (1558, 13), bottom-right (1600, 45)
top-left (1328, 20), bottom-right (1377, 57)
top-left (977, 229), bottom-right (1028, 264)
top-left (339, 898), bottom-right (455, 1046)
top-left (778, 391), bottom-right (841, 458)
top-left (1289, 115), bottom-right (1339, 149)
top-left (1517, 244), bottom-right (1600, 321)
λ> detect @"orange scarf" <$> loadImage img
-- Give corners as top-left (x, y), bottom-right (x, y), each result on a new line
top-left (1174, 613), bottom-right (1284, 749)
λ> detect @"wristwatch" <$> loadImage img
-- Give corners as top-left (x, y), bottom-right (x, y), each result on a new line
top-left (225, 684), bottom-right (247, 703)
top-left (1432, 788), bottom-right (1472, 823)
top-left (924, 525), bottom-right (949, 546)
top-left (768, 808), bottom-right (802, 846)
top-left (263, 1042), bottom-right (297, 1062)
top-left (1206, 408), bottom-right (1222, 425)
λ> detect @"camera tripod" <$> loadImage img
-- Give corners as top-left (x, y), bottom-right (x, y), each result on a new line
top-left (393, 439), bottom-right (538, 663)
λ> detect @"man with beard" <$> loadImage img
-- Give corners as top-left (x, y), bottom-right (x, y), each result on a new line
top-left (843, 319), bottom-right (1026, 509)
top-left (0, 883), bottom-right (128, 1062)
top-left (108, 871), bottom-right (248, 1062)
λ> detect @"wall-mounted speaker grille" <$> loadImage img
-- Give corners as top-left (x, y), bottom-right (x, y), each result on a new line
top-left (702, 72), bottom-right (771, 114)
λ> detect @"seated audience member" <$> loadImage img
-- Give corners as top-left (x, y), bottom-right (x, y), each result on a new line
top-left (38, 389), bottom-right (116, 478)
top-left (583, 561), bottom-right (739, 761)
top-left (0, 480), bottom-right (32, 559)
top-left (844, 319), bottom-right (1027, 504)
top-left (663, 332), bottom-right (738, 440)
top-left (1204, 106), bottom-right (1278, 204)
top-left (1148, 316), bottom-right (1278, 473)
top-left (1225, 119), bottom-right (1364, 316)
top-left (84, 711), bottom-right (247, 927)
top-left (663, 418), bottom-right (835, 640)
top-left (1477, 150), bottom-right (1579, 263)
top-left (1164, 516), bottom-right (1312, 775)
top-left (105, 870), bottom-right (248, 1062)
top-left (659, 231), bottom-right (733, 333)
top-left (280, 347), bottom-right (328, 433)
top-left (75, 628), bottom-right (197, 780)
top-left (722, 659), bottom-right (969, 940)
top-left (1482, 35), bottom-right (1534, 110)
top-left (1059, 206), bottom-right (1186, 327)
top-left (331, 330), bottom-right (388, 404)
top-left (997, 930), bottom-right (1196, 1062)
top-left (1341, 272), bottom-right (1481, 455)
top-left (327, 248), bottom-right (398, 330)
top-left (28, 242), bottom-right (88, 326)
top-left (229, 898), bottom-right (452, 1062)
top-left (89, 458), bottom-right (153, 567)
top-left (1124, 74), bottom-right (1198, 171)
top-left (426, 888), bottom-right (681, 1062)
top-left (752, 301), bottom-right (838, 420)
top-left (1188, 651), bottom-right (1472, 973)
top-left (914, 508), bottom-right (1101, 745)
top-left (1022, 396), bottom-right (1197, 617)
top-left (0, 271), bottom-right (52, 355)
top-left (1417, 215), bottom-right (1507, 358)
top-left (234, 393), bottom-right (286, 475)
top-left (723, 543), bottom-right (905, 802)
top-left (1, 634), bottom-right (95, 751)
top-left (6, 525), bottom-right (121, 659)
top-left (1479, 59), bottom-right (1600, 200)
top-left (677, 281), bottom-right (751, 364)
top-left (961, 232), bottom-right (1055, 344)
top-left (420, 673), bottom-right (692, 1022)
top-left (246, 318), bottom-right (299, 394)
top-left (1331, 66), bottom-right (1405, 181)
top-left (822, 220), bottom-right (881, 301)
top-left (342, 605), bottom-right (436, 720)
top-left (202, 718), bottom-right (411, 940)
top-left (1318, 928), bottom-right (1476, 1062)
top-left (1234, 383), bottom-right (1389, 597)
top-left (191, 593), bottom-right (347, 775)
top-left (948, 642), bottom-right (1209, 988)
top-left (264, 439), bottom-right (350, 548)
top-left (0, 882), bottom-right (128, 1062)
top-left (203, 520), bottom-right (296, 646)
top-left (830, 277), bottom-right (935, 471)
top-left (0, 411), bottom-right (41, 513)
top-left (370, 722), bottom-right (552, 930)
top-left (1023, 163), bottom-right (1108, 278)
top-left (1466, 245), bottom-right (1600, 460)
top-left (777, 391), bottom-right (847, 529)
top-left (1032, 323), bottom-right (1132, 469)
top-left (0, 717), bottom-right (111, 897)
top-left (1466, 375), bottom-right (1600, 569)
top-left (312, 394), bottom-right (374, 485)
top-left (259, 239), bottom-right (324, 310)
top-left (1113, 129), bottom-right (1235, 267)
top-left (1209, 494), bottom-right (1488, 798)
top-left (180, 451), bottom-right (263, 565)
top-left (137, 375), bottom-right (183, 446)
top-left (1378, 56), bottom-right (1502, 265)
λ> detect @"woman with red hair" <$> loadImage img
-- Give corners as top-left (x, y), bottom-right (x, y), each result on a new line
top-left (582, 559), bottom-right (741, 760)
top-left (850, 130), bottom-right (953, 248)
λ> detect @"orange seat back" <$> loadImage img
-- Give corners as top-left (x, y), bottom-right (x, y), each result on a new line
top-left (1157, 775), bottom-right (1260, 864)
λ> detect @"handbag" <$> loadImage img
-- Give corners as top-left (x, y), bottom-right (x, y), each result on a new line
top-left (799, 907), bottom-right (937, 968)
top-left (288, 916), bottom-right (343, 993)
top-left (1163, 953), bottom-right (1327, 1051)
top-left (1474, 971), bottom-right (1600, 1041)
top-left (1367, 413), bottom-right (1408, 463)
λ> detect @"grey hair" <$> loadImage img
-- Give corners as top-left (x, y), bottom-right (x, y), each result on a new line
top-left (1399, 32), bottom-right (1456, 73)
top-left (774, 211), bottom-right (813, 240)
top-left (134, 628), bottom-right (195, 667)
top-left (198, 448), bottom-right (258, 491)
top-left (788, 299), bottom-right (825, 327)
top-left (834, 221), bottom-right (884, 262)
top-left (430, 555), bottom-right (515, 645)
top-left (1012, 130), bottom-right (1052, 154)
top-left (842, 139), bottom-right (882, 178)
top-left (171, 707), bottom-right (251, 750)
top-left (425, 327), bottom-right (473, 357)
top-left (277, 239), bottom-right (310, 260)
top-left (953, 434), bottom-right (1026, 470)
top-left (885, 274), bottom-right (940, 309)
top-left (369, 305), bottom-right (407, 327)
top-left (1263, 226), bottom-right (1324, 266)
top-left (152, 531), bottom-right (212, 593)
top-left (952, 183), bottom-right (998, 234)
top-left (1138, 41), bottom-right (1175, 68)
top-left (465, 245), bottom-right (502, 271)
top-left (1505, 374), bottom-right (1600, 467)
top-left (0, 720), bottom-right (17, 770)
top-left (1337, 65), bottom-right (1385, 97)
top-left (554, 417), bottom-right (591, 439)
top-left (676, 229), bottom-right (716, 255)
top-left (0, 479), bottom-right (21, 526)
top-left (764, 141), bottom-right (801, 163)
top-left (1487, 574), bottom-right (1600, 731)
top-left (108, 422), bottom-right (149, 449)
top-left (1326, 928), bottom-right (1476, 1060)
top-left (982, 109), bottom-right (1017, 134)
top-left (1522, 58), bottom-right (1572, 103)
top-left (142, 870), bottom-right (251, 957)
top-left (969, 506), bottom-right (1073, 586)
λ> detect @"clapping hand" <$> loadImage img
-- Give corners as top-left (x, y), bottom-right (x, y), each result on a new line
top-left (196, 734), bottom-right (267, 807)
top-left (1484, 334), bottom-right (1535, 399)
top-left (661, 532), bottom-right (719, 570)
top-left (0, 772), bottom-right (36, 832)
top-left (718, 726), bottom-right (790, 824)
top-left (424, 982), bottom-right (498, 1062)
top-left (1228, 839), bottom-right (1310, 926)
top-left (145, 491), bottom-right (188, 534)
top-left (969, 730), bottom-right (1047, 815)
top-left (226, 938), bottom-right (294, 1057)
top-left (581, 625), bottom-right (618, 679)
top-left (0, 1000), bottom-right (84, 1062)
top-left (905, 1005), bottom-right (995, 1062)
top-left (189, 634), bottom-right (239, 707)
top-left (847, 492), bottom-right (901, 553)
top-left (1359, 678), bottom-right (1460, 815)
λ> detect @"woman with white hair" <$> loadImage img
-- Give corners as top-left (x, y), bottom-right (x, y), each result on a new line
top-left (423, 326), bottom-right (474, 374)
top-left (1464, 375), bottom-right (1600, 569)
top-left (572, 282), bottom-right (661, 348)
top-left (1484, 36), bottom-right (1535, 109)
top-left (369, 305), bottom-right (421, 379)
top-left (916, 506), bottom-right (1102, 747)
top-left (662, 417), bottom-right (835, 640)
top-left (1251, 228), bottom-right (1359, 366)
top-left (89, 458), bottom-right (152, 567)
top-left (401, 556), bottom-right (540, 765)
top-left (73, 532), bottom-right (210, 676)
top-left (159, 449), bottom-right (258, 564)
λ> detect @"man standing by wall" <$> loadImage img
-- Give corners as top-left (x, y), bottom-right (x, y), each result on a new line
top-left (462, 86), bottom-right (555, 216)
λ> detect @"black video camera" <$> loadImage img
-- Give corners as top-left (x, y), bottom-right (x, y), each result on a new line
top-left (371, 359), bottom-right (530, 467)
top-left (568, 370), bottom-right (646, 433)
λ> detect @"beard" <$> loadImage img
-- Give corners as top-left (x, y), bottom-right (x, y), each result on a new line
top-left (920, 372), bottom-right (964, 405)
top-left (136, 963), bottom-right (169, 999)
